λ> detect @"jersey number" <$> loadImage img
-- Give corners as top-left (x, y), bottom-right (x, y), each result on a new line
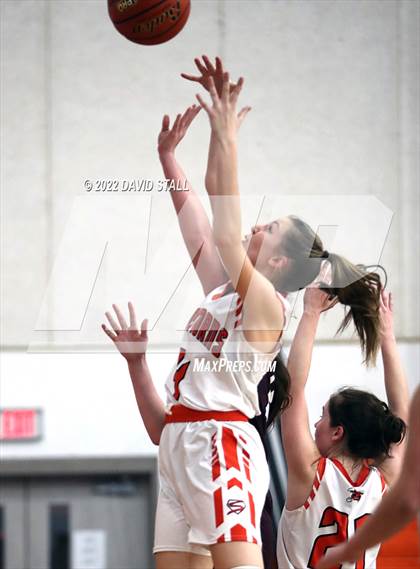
top-left (173, 349), bottom-right (190, 400)
top-left (308, 507), bottom-right (370, 569)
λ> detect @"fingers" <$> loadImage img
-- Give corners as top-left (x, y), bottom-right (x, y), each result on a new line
top-left (207, 76), bottom-right (220, 106)
top-left (215, 56), bottom-right (223, 75)
top-left (140, 318), bottom-right (149, 338)
top-left (172, 113), bottom-right (182, 132)
top-left (161, 114), bottom-right (170, 132)
top-left (221, 71), bottom-right (230, 103)
top-left (180, 72), bottom-right (201, 83)
top-left (230, 76), bottom-right (244, 105)
top-left (389, 291), bottom-right (393, 311)
top-left (202, 54), bottom-right (216, 74)
top-left (195, 92), bottom-right (212, 115)
top-left (180, 104), bottom-right (201, 128)
top-left (194, 56), bottom-right (207, 75)
top-left (105, 310), bottom-right (120, 334)
top-left (128, 301), bottom-right (138, 331)
top-left (101, 323), bottom-right (117, 341)
top-left (112, 303), bottom-right (128, 330)
top-left (237, 106), bottom-right (252, 127)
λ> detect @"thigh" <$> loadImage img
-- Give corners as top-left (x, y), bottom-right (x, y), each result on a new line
top-left (210, 541), bottom-right (263, 569)
top-left (155, 552), bottom-right (213, 569)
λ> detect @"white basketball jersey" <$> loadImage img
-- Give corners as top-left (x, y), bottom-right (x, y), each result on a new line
top-left (277, 458), bottom-right (387, 569)
top-left (164, 282), bottom-right (290, 418)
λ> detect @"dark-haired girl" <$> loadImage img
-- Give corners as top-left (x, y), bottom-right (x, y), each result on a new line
top-left (277, 288), bottom-right (409, 569)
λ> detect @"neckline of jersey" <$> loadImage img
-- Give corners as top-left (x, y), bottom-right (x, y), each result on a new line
top-left (330, 457), bottom-right (371, 487)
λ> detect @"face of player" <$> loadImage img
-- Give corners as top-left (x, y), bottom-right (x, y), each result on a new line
top-left (242, 216), bottom-right (292, 273)
top-left (314, 401), bottom-right (344, 457)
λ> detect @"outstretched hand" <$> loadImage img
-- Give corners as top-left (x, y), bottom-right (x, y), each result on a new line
top-left (196, 72), bottom-right (251, 141)
top-left (181, 55), bottom-right (237, 98)
top-left (379, 289), bottom-right (395, 342)
top-left (157, 104), bottom-right (201, 156)
top-left (102, 302), bottom-right (148, 362)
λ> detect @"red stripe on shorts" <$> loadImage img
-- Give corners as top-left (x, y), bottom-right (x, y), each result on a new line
top-left (228, 477), bottom-right (243, 490)
top-left (214, 487), bottom-right (224, 528)
top-left (248, 491), bottom-right (256, 528)
top-left (222, 427), bottom-right (240, 471)
top-left (230, 523), bottom-right (247, 541)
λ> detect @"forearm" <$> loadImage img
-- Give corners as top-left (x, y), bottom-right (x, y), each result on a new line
top-left (127, 357), bottom-right (166, 445)
top-left (205, 131), bottom-right (219, 192)
top-left (287, 311), bottom-right (320, 393)
top-left (381, 336), bottom-right (409, 421)
top-left (159, 151), bottom-right (213, 244)
top-left (210, 139), bottom-right (242, 245)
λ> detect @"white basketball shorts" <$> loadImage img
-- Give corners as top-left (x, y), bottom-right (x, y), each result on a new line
top-left (153, 407), bottom-right (270, 555)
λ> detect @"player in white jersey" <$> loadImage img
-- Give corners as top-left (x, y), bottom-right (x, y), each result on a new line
top-left (277, 288), bottom-right (409, 569)
top-left (104, 56), bottom-right (390, 569)
top-left (317, 385), bottom-right (420, 569)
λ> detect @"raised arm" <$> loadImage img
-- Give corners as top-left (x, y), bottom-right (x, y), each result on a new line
top-left (158, 106), bottom-right (227, 295)
top-left (281, 288), bottom-right (337, 509)
top-left (102, 302), bottom-right (165, 445)
top-left (316, 386), bottom-right (420, 569)
top-left (197, 71), bottom-right (285, 351)
top-left (377, 291), bottom-right (410, 484)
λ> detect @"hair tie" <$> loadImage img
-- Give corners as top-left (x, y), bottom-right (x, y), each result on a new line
top-left (321, 250), bottom-right (330, 259)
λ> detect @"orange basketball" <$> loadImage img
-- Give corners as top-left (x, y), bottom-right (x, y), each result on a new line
top-left (108, 0), bottom-right (191, 46)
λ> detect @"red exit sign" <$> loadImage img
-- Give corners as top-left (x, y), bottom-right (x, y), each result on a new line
top-left (0, 409), bottom-right (42, 441)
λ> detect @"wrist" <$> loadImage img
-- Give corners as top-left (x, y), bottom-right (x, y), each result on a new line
top-left (159, 150), bottom-right (175, 161)
top-left (126, 354), bottom-right (146, 367)
top-left (302, 308), bottom-right (322, 319)
top-left (381, 334), bottom-right (397, 347)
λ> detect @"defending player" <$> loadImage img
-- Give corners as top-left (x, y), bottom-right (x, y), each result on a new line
top-left (277, 288), bottom-right (409, 569)
top-left (316, 385), bottom-right (420, 569)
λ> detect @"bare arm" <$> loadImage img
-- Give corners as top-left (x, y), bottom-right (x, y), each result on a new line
top-left (197, 72), bottom-right (284, 351)
top-left (281, 289), bottom-right (337, 509)
top-left (158, 108), bottom-right (227, 295)
top-left (102, 303), bottom-right (165, 445)
top-left (316, 386), bottom-right (420, 569)
top-left (377, 291), bottom-right (410, 484)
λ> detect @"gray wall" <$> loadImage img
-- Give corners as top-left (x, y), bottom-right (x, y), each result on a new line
top-left (2, 0), bottom-right (419, 350)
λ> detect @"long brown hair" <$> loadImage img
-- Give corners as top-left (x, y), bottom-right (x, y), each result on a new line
top-left (275, 215), bottom-right (383, 365)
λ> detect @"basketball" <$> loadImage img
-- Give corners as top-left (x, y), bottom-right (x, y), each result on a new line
top-left (108, 0), bottom-right (191, 46)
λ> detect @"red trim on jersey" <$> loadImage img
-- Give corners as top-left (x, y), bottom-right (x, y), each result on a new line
top-left (165, 405), bottom-right (248, 424)
top-left (211, 282), bottom-right (231, 301)
top-left (248, 491), bottom-right (256, 528)
top-left (230, 523), bottom-right (247, 541)
top-left (331, 458), bottom-right (371, 486)
top-left (228, 477), bottom-right (243, 490)
top-left (304, 458), bottom-right (327, 510)
top-left (380, 471), bottom-right (387, 494)
top-left (214, 487), bottom-right (224, 528)
top-left (217, 534), bottom-right (225, 543)
top-left (243, 448), bottom-right (250, 460)
top-left (252, 537), bottom-right (258, 544)
top-left (222, 427), bottom-right (240, 470)
top-left (239, 435), bottom-right (248, 444)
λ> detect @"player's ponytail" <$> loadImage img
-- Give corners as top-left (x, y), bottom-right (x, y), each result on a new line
top-left (320, 252), bottom-right (382, 365)
top-left (277, 215), bottom-right (384, 365)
